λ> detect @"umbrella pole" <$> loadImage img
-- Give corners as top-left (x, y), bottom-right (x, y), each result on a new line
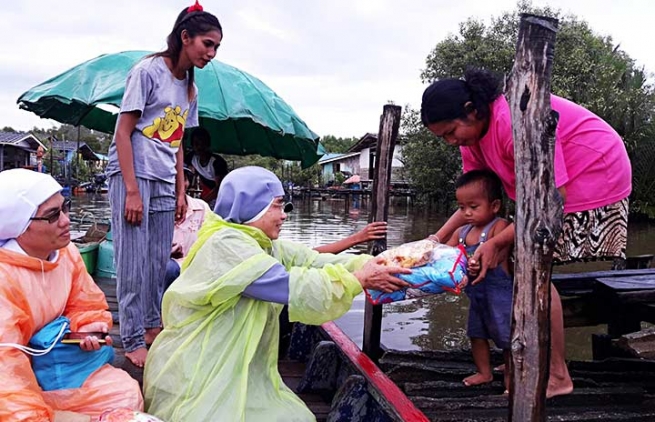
top-left (76, 126), bottom-right (81, 183)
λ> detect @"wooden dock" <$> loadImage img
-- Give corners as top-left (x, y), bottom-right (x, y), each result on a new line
top-left (292, 187), bottom-right (416, 202)
top-left (97, 267), bottom-right (655, 421)
top-left (379, 349), bottom-right (655, 421)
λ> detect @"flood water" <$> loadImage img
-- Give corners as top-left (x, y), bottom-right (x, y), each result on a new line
top-left (71, 193), bottom-right (655, 361)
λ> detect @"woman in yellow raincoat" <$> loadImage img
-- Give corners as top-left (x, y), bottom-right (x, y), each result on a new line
top-left (144, 166), bottom-right (409, 421)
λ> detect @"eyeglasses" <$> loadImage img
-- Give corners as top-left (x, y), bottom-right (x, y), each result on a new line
top-left (273, 201), bottom-right (293, 213)
top-left (30, 198), bottom-right (71, 224)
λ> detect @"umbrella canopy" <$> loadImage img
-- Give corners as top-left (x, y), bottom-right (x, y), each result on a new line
top-left (18, 51), bottom-right (324, 168)
top-left (343, 174), bottom-right (361, 184)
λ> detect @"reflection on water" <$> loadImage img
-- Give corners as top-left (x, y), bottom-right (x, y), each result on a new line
top-left (71, 194), bottom-right (655, 360)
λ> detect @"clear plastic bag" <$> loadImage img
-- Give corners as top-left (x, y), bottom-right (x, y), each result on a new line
top-left (99, 408), bottom-right (164, 422)
top-left (365, 239), bottom-right (467, 305)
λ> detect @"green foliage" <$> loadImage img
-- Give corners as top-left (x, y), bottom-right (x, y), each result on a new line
top-left (403, 0), bottom-right (655, 213)
top-left (320, 135), bottom-right (358, 153)
top-left (70, 158), bottom-right (94, 182)
top-left (333, 172), bottom-right (346, 186)
top-left (218, 134), bottom-right (359, 188)
top-left (26, 124), bottom-right (111, 155)
top-left (223, 155), bottom-right (321, 188)
top-left (400, 107), bottom-right (461, 210)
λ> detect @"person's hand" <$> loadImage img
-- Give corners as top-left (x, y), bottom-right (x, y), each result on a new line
top-left (171, 242), bottom-right (183, 259)
top-left (53, 410), bottom-right (91, 422)
top-left (77, 322), bottom-right (113, 349)
top-left (354, 222), bottom-right (388, 244)
top-left (176, 194), bottom-right (187, 224)
top-left (467, 257), bottom-right (481, 278)
top-left (354, 256), bottom-right (412, 292)
top-left (124, 190), bottom-right (143, 225)
top-left (470, 240), bottom-right (505, 285)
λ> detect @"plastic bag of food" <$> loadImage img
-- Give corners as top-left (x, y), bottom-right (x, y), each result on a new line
top-left (99, 408), bottom-right (164, 422)
top-left (365, 239), bottom-right (467, 305)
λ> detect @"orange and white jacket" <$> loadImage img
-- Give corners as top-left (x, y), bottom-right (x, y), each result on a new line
top-left (0, 243), bottom-right (143, 421)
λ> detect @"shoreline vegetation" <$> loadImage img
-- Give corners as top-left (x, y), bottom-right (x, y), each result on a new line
top-left (5, 2), bottom-right (655, 219)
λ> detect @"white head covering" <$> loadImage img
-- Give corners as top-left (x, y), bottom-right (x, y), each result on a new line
top-left (0, 169), bottom-right (63, 244)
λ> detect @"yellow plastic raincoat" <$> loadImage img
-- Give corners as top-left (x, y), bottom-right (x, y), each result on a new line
top-left (144, 212), bottom-right (370, 421)
top-left (0, 244), bottom-right (144, 421)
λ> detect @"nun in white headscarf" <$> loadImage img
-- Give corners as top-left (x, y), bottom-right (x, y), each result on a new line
top-left (144, 166), bottom-right (409, 422)
top-left (0, 169), bottom-right (63, 250)
top-left (0, 169), bottom-right (144, 419)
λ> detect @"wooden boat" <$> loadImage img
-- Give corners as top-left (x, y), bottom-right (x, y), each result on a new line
top-left (98, 265), bottom-right (655, 421)
top-left (97, 277), bottom-right (428, 421)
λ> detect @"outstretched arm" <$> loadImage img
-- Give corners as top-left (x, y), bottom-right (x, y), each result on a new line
top-left (314, 222), bottom-right (387, 254)
top-left (470, 221), bottom-right (514, 285)
top-left (431, 210), bottom-right (467, 244)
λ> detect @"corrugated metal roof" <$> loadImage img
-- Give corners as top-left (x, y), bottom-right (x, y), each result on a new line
top-left (0, 131), bottom-right (46, 150)
top-left (318, 152), bottom-right (360, 165)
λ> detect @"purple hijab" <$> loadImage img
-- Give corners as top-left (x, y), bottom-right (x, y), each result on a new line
top-left (213, 166), bottom-right (285, 224)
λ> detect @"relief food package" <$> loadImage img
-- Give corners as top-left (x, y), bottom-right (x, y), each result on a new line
top-left (99, 409), bottom-right (165, 422)
top-left (365, 239), bottom-right (467, 305)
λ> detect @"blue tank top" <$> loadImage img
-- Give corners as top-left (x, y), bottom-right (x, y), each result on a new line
top-left (458, 217), bottom-right (511, 282)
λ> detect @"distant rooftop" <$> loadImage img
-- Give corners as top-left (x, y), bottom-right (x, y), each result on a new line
top-left (0, 131), bottom-right (46, 151)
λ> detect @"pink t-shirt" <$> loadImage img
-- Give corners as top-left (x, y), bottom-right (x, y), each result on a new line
top-left (172, 195), bottom-right (210, 265)
top-left (460, 95), bottom-right (632, 213)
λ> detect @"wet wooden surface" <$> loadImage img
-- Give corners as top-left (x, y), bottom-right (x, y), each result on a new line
top-left (380, 349), bottom-right (655, 421)
top-left (98, 268), bottom-right (655, 421)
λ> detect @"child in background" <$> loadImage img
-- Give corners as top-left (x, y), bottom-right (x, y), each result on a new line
top-left (446, 169), bottom-right (512, 391)
top-left (164, 167), bottom-right (211, 291)
top-left (185, 127), bottom-right (229, 208)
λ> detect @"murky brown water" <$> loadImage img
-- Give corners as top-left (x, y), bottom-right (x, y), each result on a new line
top-left (71, 194), bottom-right (655, 360)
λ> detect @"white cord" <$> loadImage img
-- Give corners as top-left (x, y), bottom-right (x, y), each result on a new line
top-left (0, 322), bottom-right (68, 356)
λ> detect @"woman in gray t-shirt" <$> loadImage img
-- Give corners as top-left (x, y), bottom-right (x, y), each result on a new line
top-left (106, 2), bottom-right (222, 368)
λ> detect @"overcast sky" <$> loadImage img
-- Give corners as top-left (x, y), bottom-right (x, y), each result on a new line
top-left (2, 0), bottom-right (653, 138)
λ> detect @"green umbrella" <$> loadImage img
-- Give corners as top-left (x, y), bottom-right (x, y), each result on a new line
top-left (17, 50), bottom-right (324, 168)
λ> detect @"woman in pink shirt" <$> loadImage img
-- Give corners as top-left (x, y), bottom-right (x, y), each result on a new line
top-left (420, 68), bottom-right (632, 398)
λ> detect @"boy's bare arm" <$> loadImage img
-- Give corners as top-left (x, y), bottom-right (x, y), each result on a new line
top-left (488, 218), bottom-right (512, 270)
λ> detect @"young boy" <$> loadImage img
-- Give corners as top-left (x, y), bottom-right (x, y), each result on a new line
top-left (446, 169), bottom-right (512, 391)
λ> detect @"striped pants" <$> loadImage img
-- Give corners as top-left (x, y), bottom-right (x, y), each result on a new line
top-left (109, 174), bottom-right (175, 352)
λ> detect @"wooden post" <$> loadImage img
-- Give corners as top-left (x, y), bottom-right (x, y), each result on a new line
top-left (49, 136), bottom-right (54, 176)
top-left (362, 104), bottom-right (402, 361)
top-left (506, 14), bottom-right (560, 422)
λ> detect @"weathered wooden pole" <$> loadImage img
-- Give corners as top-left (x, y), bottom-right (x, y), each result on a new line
top-left (506, 14), bottom-right (560, 422)
top-left (362, 104), bottom-right (402, 361)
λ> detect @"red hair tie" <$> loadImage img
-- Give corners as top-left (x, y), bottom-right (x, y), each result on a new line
top-left (187, 0), bottom-right (203, 12)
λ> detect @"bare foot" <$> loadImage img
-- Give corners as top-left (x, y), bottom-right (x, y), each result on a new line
top-left (546, 375), bottom-right (574, 399)
top-left (145, 327), bottom-right (162, 345)
top-left (463, 372), bottom-right (493, 387)
top-left (125, 347), bottom-right (148, 368)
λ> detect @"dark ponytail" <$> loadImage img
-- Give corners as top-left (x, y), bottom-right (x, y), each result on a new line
top-left (420, 68), bottom-right (503, 126)
top-left (153, 8), bottom-right (222, 101)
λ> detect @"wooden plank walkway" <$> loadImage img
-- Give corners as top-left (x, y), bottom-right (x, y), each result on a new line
top-left (379, 349), bottom-right (655, 421)
top-left (97, 268), bottom-right (655, 421)
top-left (96, 277), bottom-right (331, 421)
